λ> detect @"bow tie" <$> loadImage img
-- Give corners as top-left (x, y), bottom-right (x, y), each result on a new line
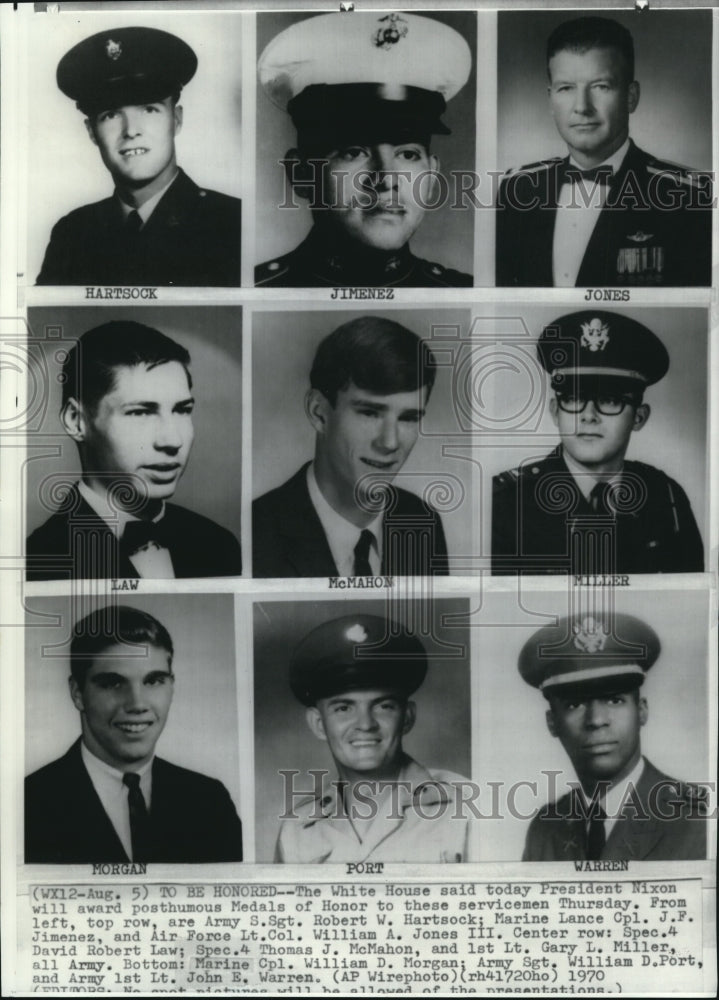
top-left (121, 519), bottom-right (170, 555)
top-left (560, 163), bottom-right (614, 186)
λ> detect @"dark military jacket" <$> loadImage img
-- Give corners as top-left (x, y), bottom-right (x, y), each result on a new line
top-left (36, 169), bottom-right (241, 286)
top-left (26, 485), bottom-right (242, 580)
top-left (496, 141), bottom-right (712, 287)
top-left (255, 226), bottom-right (472, 287)
top-left (252, 463), bottom-right (449, 578)
top-left (523, 759), bottom-right (706, 862)
top-left (491, 448), bottom-right (703, 575)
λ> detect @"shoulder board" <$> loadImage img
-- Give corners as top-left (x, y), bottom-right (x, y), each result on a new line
top-left (504, 157), bottom-right (562, 179)
top-left (645, 160), bottom-right (708, 188)
top-left (255, 253), bottom-right (291, 286)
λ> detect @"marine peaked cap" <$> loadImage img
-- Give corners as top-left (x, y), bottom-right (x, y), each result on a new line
top-left (537, 310), bottom-right (670, 391)
top-left (519, 613), bottom-right (661, 696)
top-left (57, 27), bottom-right (198, 116)
top-left (290, 614), bottom-right (428, 706)
top-left (258, 12), bottom-right (471, 146)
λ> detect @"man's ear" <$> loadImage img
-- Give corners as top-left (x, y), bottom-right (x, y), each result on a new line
top-left (546, 708), bottom-right (558, 738)
top-left (638, 695), bottom-right (648, 728)
top-left (61, 398), bottom-right (89, 443)
top-left (284, 147), bottom-right (321, 203)
top-left (632, 403), bottom-right (650, 432)
top-left (84, 119), bottom-right (98, 147)
top-left (173, 103), bottom-right (183, 135)
top-left (305, 388), bottom-right (331, 435)
top-left (305, 706), bottom-right (327, 743)
top-left (628, 80), bottom-right (640, 115)
top-left (69, 675), bottom-right (84, 713)
top-left (402, 700), bottom-right (416, 736)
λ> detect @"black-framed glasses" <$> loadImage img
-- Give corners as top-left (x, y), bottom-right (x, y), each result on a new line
top-left (556, 393), bottom-right (637, 416)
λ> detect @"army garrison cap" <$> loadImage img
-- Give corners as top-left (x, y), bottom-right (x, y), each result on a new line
top-left (57, 27), bottom-right (197, 116)
top-left (537, 311), bottom-right (670, 394)
top-left (290, 614), bottom-right (428, 706)
top-left (258, 12), bottom-right (471, 149)
top-left (519, 613), bottom-right (661, 697)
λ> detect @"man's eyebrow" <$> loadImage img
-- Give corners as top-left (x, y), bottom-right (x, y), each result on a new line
top-left (348, 397), bottom-right (426, 415)
top-left (173, 396), bottom-right (195, 408)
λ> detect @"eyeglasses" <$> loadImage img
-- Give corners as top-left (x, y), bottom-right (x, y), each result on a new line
top-left (556, 393), bottom-right (637, 416)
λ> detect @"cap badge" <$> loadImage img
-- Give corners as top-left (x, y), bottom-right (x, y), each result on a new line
top-left (573, 616), bottom-right (607, 653)
top-left (373, 14), bottom-right (408, 50)
top-left (105, 39), bottom-right (122, 61)
top-left (580, 318), bottom-right (610, 353)
top-left (346, 624), bottom-right (368, 644)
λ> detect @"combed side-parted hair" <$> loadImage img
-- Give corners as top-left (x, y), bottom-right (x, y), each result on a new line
top-left (309, 315), bottom-right (436, 406)
top-left (547, 17), bottom-right (635, 82)
top-left (62, 320), bottom-right (192, 415)
top-left (70, 605), bottom-right (174, 688)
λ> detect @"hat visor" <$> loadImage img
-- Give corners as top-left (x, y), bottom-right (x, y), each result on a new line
top-left (79, 76), bottom-right (179, 116)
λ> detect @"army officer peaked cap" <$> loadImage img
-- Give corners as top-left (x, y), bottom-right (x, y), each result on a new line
top-left (537, 310), bottom-right (670, 392)
top-left (290, 614), bottom-right (428, 706)
top-left (519, 613), bottom-right (661, 697)
top-left (57, 27), bottom-right (197, 116)
top-left (258, 12), bottom-right (471, 147)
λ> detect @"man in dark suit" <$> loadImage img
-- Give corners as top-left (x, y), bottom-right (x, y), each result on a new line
top-left (25, 606), bottom-right (243, 864)
top-left (496, 16), bottom-right (711, 287)
top-left (491, 310), bottom-right (703, 575)
top-left (255, 12), bottom-right (473, 288)
top-left (253, 316), bottom-right (449, 578)
top-left (36, 27), bottom-right (241, 286)
top-left (519, 613), bottom-right (706, 862)
top-left (26, 320), bottom-right (242, 580)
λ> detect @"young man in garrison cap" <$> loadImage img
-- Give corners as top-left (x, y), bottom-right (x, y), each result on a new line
top-left (25, 605), bottom-right (243, 864)
top-left (255, 12), bottom-right (473, 288)
top-left (276, 614), bottom-right (470, 864)
top-left (26, 321), bottom-right (242, 581)
top-left (492, 310), bottom-right (703, 575)
top-left (36, 27), bottom-right (241, 286)
top-left (518, 613), bottom-right (706, 862)
top-left (496, 16), bottom-right (711, 287)
top-left (252, 315), bottom-right (448, 578)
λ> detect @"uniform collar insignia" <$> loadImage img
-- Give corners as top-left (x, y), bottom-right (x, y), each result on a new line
top-left (626, 231), bottom-right (654, 243)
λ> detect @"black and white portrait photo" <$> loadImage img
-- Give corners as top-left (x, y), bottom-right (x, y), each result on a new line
top-left (251, 309), bottom-right (476, 578)
top-left (255, 10), bottom-right (477, 288)
top-left (476, 589), bottom-right (710, 862)
top-left (496, 10), bottom-right (713, 287)
top-left (253, 597), bottom-right (472, 864)
top-left (25, 306), bottom-right (243, 581)
top-left (26, 12), bottom-right (242, 287)
top-left (24, 594), bottom-right (243, 865)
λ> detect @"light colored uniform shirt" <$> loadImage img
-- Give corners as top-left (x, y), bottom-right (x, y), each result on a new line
top-left (78, 480), bottom-right (174, 578)
top-left (562, 451), bottom-right (623, 504)
top-left (81, 742), bottom-right (153, 862)
top-left (553, 139), bottom-right (631, 286)
top-left (307, 464), bottom-right (383, 577)
top-left (275, 755), bottom-right (471, 864)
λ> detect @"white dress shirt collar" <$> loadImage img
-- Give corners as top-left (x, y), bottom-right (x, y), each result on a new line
top-left (307, 464), bottom-right (383, 577)
top-left (117, 169), bottom-right (179, 226)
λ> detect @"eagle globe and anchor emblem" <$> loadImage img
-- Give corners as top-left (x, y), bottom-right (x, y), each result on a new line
top-left (373, 14), bottom-right (409, 49)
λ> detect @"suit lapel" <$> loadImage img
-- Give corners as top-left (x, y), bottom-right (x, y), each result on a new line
top-left (604, 760), bottom-right (666, 861)
top-left (143, 170), bottom-right (195, 236)
top-left (529, 165), bottom-right (560, 286)
top-left (281, 466), bottom-right (339, 576)
top-left (69, 490), bottom-right (137, 578)
top-left (66, 741), bottom-right (130, 861)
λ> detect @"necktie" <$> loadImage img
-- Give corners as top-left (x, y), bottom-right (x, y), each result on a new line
top-left (589, 481), bottom-right (611, 515)
top-left (353, 529), bottom-right (375, 576)
top-left (122, 519), bottom-right (169, 556)
top-left (585, 805), bottom-right (607, 861)
top-left (561, 163), bottom-right (613, 186)
top-left (123, 772), bottom-right (151, 862)
top-left (125, 210), bottom-right (143, 234)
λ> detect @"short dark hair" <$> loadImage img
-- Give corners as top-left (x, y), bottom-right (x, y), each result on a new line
top-left (62, 321), bottom-right (192, 415)
top-left (70, 605), bottom-right (174, 689)
top-left (547, 17), bottom-right (635, 83)
top-left (309, 316), bottom-right (436, 407)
